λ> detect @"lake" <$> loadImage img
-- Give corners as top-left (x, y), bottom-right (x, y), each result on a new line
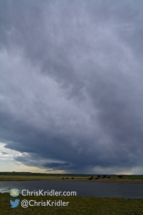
top-left (0, 181), bottom-right (143, 199)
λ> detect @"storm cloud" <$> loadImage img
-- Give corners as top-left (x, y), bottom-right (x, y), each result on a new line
top-left (0, 0), bottom-right (143, 173)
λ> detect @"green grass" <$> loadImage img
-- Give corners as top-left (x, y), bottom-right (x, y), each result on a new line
top-left (0, 193), bottom-right (143, 215)
top-left (0, 174), bottom-right (85, 181)
top-left (0, 173), bottom-right (143, 182)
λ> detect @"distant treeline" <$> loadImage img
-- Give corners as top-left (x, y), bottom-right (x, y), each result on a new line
top-left (0, 172), bottom-right (142, 178)
top-left (0, 172), bottom-right (114, 176)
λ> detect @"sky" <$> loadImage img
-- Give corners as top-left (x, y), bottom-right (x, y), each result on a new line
top-left (0, 0), bottom-right (143, 174)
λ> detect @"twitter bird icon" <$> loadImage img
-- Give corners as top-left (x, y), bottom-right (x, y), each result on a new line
top-left (10, 199), bottom-right (20, 208)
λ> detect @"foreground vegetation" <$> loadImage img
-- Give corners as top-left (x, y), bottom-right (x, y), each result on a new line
top-left (0, 172), bottom-right (143, 182)
top-left (0, 193), bottom-right (143, 215)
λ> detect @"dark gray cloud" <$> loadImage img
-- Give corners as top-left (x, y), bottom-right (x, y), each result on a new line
top-left (1, 152), bottom-right (8, 155)
top-left (0, 0), bottom-right (143, 173)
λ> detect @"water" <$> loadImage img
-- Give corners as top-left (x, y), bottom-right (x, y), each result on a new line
top-left (0, 181), bottom-right (143, 199)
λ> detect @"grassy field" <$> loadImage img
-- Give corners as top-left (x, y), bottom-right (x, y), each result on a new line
top-left (0, 173), bottom-right (143, 182)
top-left (0, 193), bottom-right (143, 215)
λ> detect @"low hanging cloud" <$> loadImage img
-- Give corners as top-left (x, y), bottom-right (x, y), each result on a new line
top-left (0, 0), bottom-right (143, 173)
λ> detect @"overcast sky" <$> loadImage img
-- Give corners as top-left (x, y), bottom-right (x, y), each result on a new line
top-left (0, 0), bottom-right (143, 174)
